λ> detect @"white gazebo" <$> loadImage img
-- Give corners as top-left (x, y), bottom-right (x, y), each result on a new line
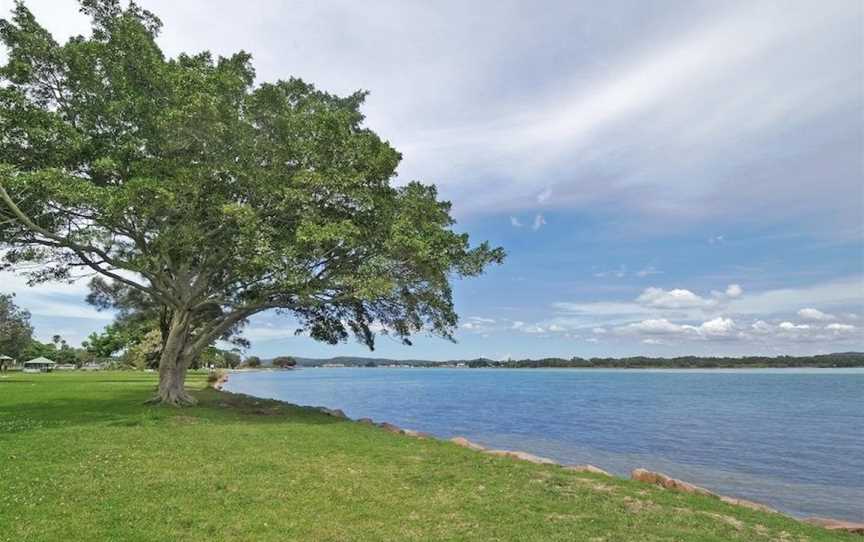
top-left (23, 357), bottom-right (56, 373)
top-left (0, 355), bottom-right (15, 370)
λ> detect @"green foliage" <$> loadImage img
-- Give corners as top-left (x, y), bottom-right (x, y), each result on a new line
top-left (244, 355), bottom-right (261, 368)
top-left (0, 292), bottom-right (32, 361)
top-left (124, 328), bottom-right (162, 370)
top-left (20, 337), bottom-right (55, 360)
top-left (206, 368), bottom-right (226, 385)
top-left (467, 353), bottom-right (864, 369)
top-left (83, 322), bottom-right (136, 358)
top-left (197, 346), bottom-right (242, 369)
top-left (272, 356), bottom-right (297, 368)
top-left (0, 0), bottom-right (504, 384)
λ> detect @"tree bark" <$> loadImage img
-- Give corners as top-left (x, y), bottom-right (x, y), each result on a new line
top-left (154, 310), bottom-right (196, 405)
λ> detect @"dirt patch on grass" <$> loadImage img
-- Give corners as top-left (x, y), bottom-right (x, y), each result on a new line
top-left (700, 511), bottom-right (744, 530)
top-left (623, 496), bottom-right (659, 514)
top-left (169, 415), bottom-right (200, 425)
top-left (572, 478), bottom-right (617, 493)
top-left (250, 407), bottom-right (283, 416)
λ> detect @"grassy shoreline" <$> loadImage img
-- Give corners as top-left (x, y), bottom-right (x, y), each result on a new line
top-left (0, 372), bottom-right (855, 541)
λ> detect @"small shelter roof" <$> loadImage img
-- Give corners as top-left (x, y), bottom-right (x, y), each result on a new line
top-left (25, 357), bottom-right (56, 365)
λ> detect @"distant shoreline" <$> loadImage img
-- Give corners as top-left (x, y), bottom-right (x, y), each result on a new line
top-left (258, 352), bottom-right (864, 370)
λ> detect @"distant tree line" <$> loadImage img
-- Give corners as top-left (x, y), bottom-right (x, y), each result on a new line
top-left (464, 354), bottom-right (864, 369)
top-left (1, 292), bottom-right (250, 370)
top-left (285, 353), bottom-right (864, 369)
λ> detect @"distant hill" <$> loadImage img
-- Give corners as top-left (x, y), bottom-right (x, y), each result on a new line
top-left (260, 353), bottom-right (864, 369)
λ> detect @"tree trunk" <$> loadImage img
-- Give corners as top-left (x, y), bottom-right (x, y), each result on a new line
top-left (154, 310), bottom-right (196, 406)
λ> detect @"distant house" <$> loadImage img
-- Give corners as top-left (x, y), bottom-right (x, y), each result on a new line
top-left (23, 357), bottom-right (56, 373)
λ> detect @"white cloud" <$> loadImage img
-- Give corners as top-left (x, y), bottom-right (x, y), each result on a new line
top-left (619, 316), bottom-right (735, 339)
top-left (242, 326), bottom-right (298, 341)
top-left (509, 216), bottom-right (523, 228)
top-left (557, 277), bottom-right (864, 328)
top-left (725, 284), bottom-right (743, 298)
top-left (636, 266), bottom-right (663, 278)
top-left (698, 317), bottom-right (735, 337)
top-left (825, 323), bottom-right (856, 333)
top-left (459, 316), bottom-right (499, 334)
top-left (779, 322), bottom-right (810, 331)
top-left (594, 266), bottom-right (628, 279)
top-left (797, 308), bottom-right (835, 321)
top-left (536, 188), bottom-right (552, 204)
top-left (470, 317), bottom-right (496, 324)
top-left (750, 320), bottom-right (773, 335)
top-left (725, 277), bottom-right (864, 316)
top-left (595, 265), bottom-right (663, 279)
top-left (637, 287), bottom-right (713, 309)
top-left (6, 1), bottom-right (859, 234)
top-left (621, 318), bottom-right (686, 335)
top-left (531, 213), bottom-right (546, 231)
top-left (0, 271), bottom-right (110, 321)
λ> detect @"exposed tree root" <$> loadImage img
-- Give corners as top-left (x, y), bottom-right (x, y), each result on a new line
top-left (145, 389), bottom-right (197, 406)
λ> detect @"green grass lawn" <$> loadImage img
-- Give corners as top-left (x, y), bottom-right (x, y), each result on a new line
top-left (0, 371), bottom-right (854, 541)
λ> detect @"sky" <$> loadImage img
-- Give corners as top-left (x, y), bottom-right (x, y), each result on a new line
top-left (1, 0), bottom-right (862, 360)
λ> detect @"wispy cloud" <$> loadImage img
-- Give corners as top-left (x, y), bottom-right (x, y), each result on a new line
top-left (531, 214), bottom-right (546, 231)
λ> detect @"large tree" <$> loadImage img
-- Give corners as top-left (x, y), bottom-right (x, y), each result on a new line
top-left (0, 1), bottom-right (504, 404)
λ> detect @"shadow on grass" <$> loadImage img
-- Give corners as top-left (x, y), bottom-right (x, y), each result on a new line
top-left (191, 388), bottom-right (348, 426)
top-left (1, 387), bottom-right (346, 435)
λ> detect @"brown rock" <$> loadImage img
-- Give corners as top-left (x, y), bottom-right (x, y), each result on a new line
top-left (356, 418), bottom-right (375, 425)
top-left (565, 464), bottom-right (612, 476)
top-left (377, 422), bottom-right (403, 434)
top-left (484, 449), bottom-right (558, 465)
top-left (804, 517), bottom-right (864, 534)
top-left (719, 496), bottom-right (779, 514)
top-left (450, 437), bottom-right (486, 451)
top-left (318, 407), bottom-right (347, 419)
top-left (401, 429), bottom-right (433, 439)
top-left (631, 469), bottom-right (715, 497)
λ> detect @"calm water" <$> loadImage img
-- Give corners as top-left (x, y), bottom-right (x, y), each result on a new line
top-left (225, 368), bottom-right (864, 521)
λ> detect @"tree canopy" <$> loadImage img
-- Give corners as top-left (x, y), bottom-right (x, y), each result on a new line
top-left (0, 1), bottom-right (504, 403)
top-left (0, 292), bottom-right (33, 362)
top-left (272, 356), bottom-right (297, 369)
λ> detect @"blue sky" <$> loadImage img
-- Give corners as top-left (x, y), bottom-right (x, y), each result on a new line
top-left (2, 0), bottom-right (862, 359)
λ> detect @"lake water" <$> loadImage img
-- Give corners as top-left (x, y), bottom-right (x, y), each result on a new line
top-left (225, 367), bottom-right (864, 521)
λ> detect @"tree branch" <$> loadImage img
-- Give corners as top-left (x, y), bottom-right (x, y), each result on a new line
top-left (0, 182), bottom-right (171, 304)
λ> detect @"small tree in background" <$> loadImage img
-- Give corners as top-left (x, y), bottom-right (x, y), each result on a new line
top-left (0, 293), bottom-right (33, 362)
top-left (272, 356), bottom-right (297, 369)
top-left (244, 356), bottom-right (262, 368)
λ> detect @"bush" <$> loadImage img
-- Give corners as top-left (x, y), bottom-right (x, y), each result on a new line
top-left (272, 356), bottom-right (297, 369)
top-left (207, 369), bottom-right (226, 387)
